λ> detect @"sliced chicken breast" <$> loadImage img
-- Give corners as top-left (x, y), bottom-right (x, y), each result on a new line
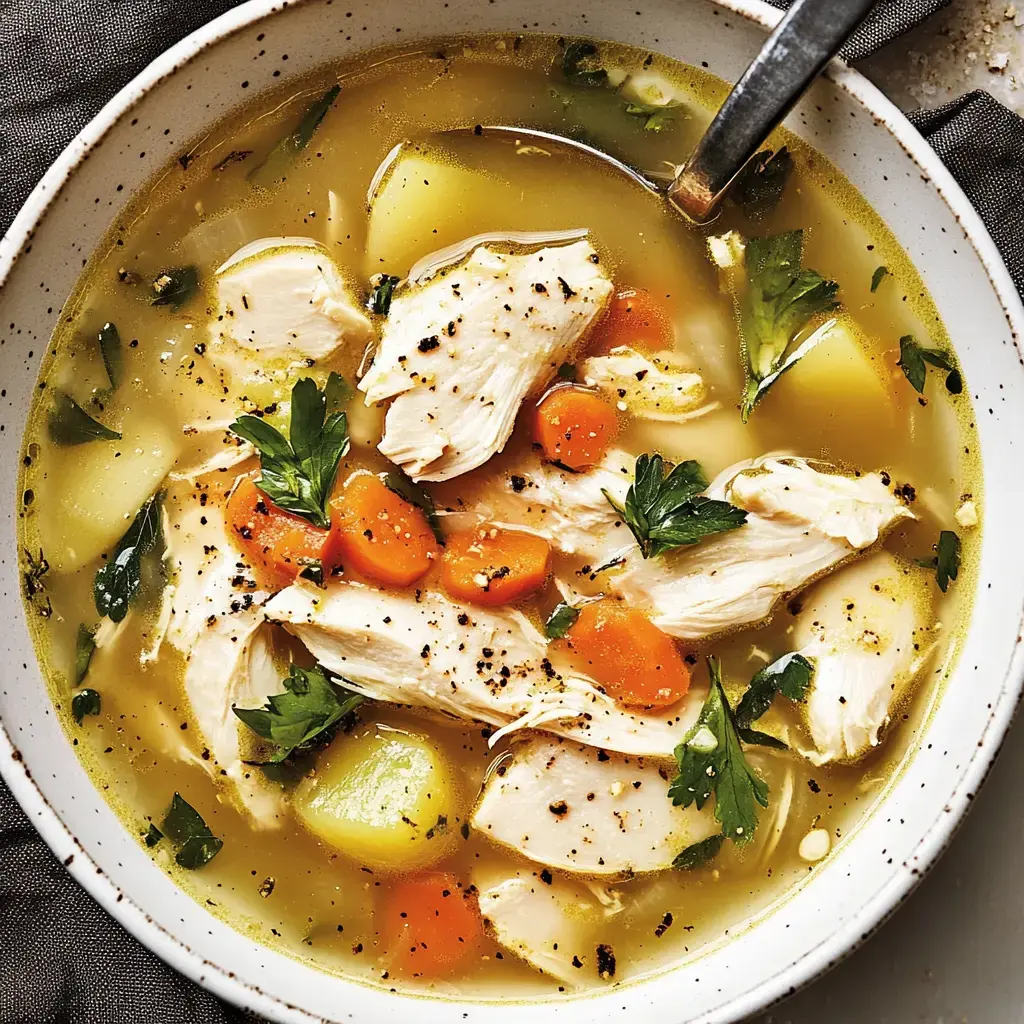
top-left (359, 240), bottom-right (613, 481)
top-left (612, 456), bottom-right (914, 640)
top-left (793, 551), bottom-right (935, 764)
top-left (264, 581), bottom-right (702, 757)
top-left (472, 735), bottom-right (718, 876)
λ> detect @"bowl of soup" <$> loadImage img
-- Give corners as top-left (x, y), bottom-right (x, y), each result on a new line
top-left (2, 0), bottom-right (1023, 1021)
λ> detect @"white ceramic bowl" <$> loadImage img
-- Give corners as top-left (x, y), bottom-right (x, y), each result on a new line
top-left (2, 1), bottom-right (1023, 1021)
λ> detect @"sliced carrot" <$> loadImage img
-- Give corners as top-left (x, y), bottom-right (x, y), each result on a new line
top-left (564, 599), bottom-right (690, 707)
top-left (324, 473), bottom-right (439, 587)
top-left (533, 385), bottom-right (617, 470)
top-left (590, 286), bottom-right (674, 354)
top-left (441, 524), bottom-right (550, 607)
top-left (226, 476), bottom-right (329, 590)
top-left (382, 872), bottom-right (483, 977)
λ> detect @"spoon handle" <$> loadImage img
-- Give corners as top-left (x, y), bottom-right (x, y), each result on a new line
top-left (668, 0), bottom-right (876, 222)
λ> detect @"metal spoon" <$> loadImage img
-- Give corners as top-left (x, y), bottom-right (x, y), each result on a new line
top-left (454, 0), bottom-right (878, 224)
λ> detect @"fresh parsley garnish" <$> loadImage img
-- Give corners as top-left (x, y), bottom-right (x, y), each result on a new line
top-left (870, 265), bottom-right (890, 292)
top-left (71, 688), bottom-right (101, 725)
top-left (98, 322), bottom-right (123, 389)
top-left (897, 335), bottom-right (962, 396)
top-left (144, 823), bottom-right (164, 848)
top-left (673, 833), bottom-right (726, 870)
top-left (151, 266), bottom-right (199, 309)
top-left (544, 601), bottom-right (580, 639)
top-left (734, 652), bottom-right (814, 731)
top-left (917, 529), bottom-right (961, 593)
top-left (556, 362), bottom-right (577, 381)
top-left (75, 623), bottom-right (96, 685)
top-left (48, 391), bottom-right (122, 446)
top-left (623, 101), bottom-right (681, 132)
top-left (248, 84), bottom-right (340, 187)
top-left (603, 453), bottom-right (747, 559)
top-left (368, 274), bottom-right (400, 316)
top-left (731, 147), bottom-right (793, 220)
top-left (162, 793), bottom-right (223, 870)
top-left (94, 494), bottom-right (163, 623)
top-left (562, 40), bottom-right (609, 87)
top-left (230, 374), bottom-right (351, 530)
top-left (738, 230), bottom-right (839, 420)
top-left (668, 657), bottom-right (769, 845)
top-left (234, 664), bottom-right (364, 764)
top-left (384, 469), bottom-right (444, 543)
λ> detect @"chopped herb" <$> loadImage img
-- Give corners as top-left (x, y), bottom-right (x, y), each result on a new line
top-left (230, 374), bottom-right (350, 529)
top-left (71, 688), bottom-right (101, 725)
top-left (74, 623), bottom-right (96, 685)
top-left (234, 663), bottom-right (364, 764)
top-left (248, 84), bottom-right (340, 187)
top-left (556, 362), bottom-right (577, 381)
top-left (562, 40), bottom-right (608, 88)
top-left (384, 469), bottom-right (444, 543)
top-left (897, 335), bottom-right (962, 395)
top-left (98, 322), bottom-right (123, 389)
top-left (162, 793), bottom-right (223, 870)
top-left (668, 657), bottom-right (769, 845)
top-left (144, 823), bottom-right (164, 848)
top-left (48, 391), bottom-right (121, 446)
top-left (93, 494), bottom-right (163, 623)
top-left (734, 652), bottom-right (814, 730)
top-left (23, 547), bottom-right (49, 602)
top-left (919, 529), bottom-right (961, 592)
top-left (299, 561), bottom-right (325, 586)
top-left (624, 101), bottom-right (681, 132)
top-left (323, 371), bottom-right (355, 411)
top-left (213, 149), bottom-right (253, 172)
top-left (603, 453), bottom-right (747, 559)
top-left (151, 266), bottom-right (199, 308)
top-left (544, 602), bottom-right (580, 639)
top-left (673, 832), bottom-right (726, 870)
top-left (368, 274), bottom-right (400, 316)
top-left (737, 230), bottom-right (839, 420)
top-left (731, 147), bottom-right (793, 219)
top-left (870, 265), bottom-right (890, 292)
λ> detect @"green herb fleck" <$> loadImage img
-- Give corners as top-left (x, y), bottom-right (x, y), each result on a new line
top-left (230, 374), bottom-right (350, 529)
top-left (151, 266), bottom-right (199, 309)
top-left (870, 265), bottom-right (890, 292)
top-left (97, 322), bottom-right (123, 389)
top-left (75, 623), bottom-right (96, 685)
top-left (623, 101), bottom-right (681, 132)
top-left (71, 688), bottom-right (101, 726)
top-left (561, 40), bottom-right (608, 88)
top-left (48, 392), bottom-right (121, 446)
top-left (93, 494), bottom-right (163, 623)
top-left (384, 469), bottom-right (444, 543)
top-left (731, 147), bottom-right (793, 220)
top-left (919, 529), bottom-right (961, 592)
top-left (544, 602), bottom-right (580, 640)
top-left (234, 664), bottom-right (364, 764)
top-left (368, 274), bottom-right (400, 316)
top-left (673, 833), bottom-right (726, 870)
top-left (897, 335), bottom-right (962, 396)
top-left (162, 793), bottom-right (223, 869)
top-left (249, 84), bottom-right (341, 187)
top-left (603, 453), bottom-right (747, 559)
top-left (556, 362), bottom-right (577, 381)
top-left (144, 823), bottom-right (164, 848)
top-left (734, 652), bottom-right (814, 730)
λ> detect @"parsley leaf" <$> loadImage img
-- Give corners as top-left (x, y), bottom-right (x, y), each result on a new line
top-left (368, 274), bottom-right (400, 316)
top-left (870, 265), bottom-right (890, 292)
top-left (162, 793), bottom-right (223, 870)
top-left (94, 494), bottom-right (163, 622)
top-left (151, 266), bottom-right (199, 308)
top-left (603, 453), bottom-right (747, 558)
top-left (731, 147), bottom-right (793, 220)
top-left (898, 335), bottom-right (962, 396)
top-left (384, 469), bottom-right (444, 543)
top-left (72, 688), bottom-right (101, 725)
top-left (624, 101), bottom-right (682, 133)
top-left (668, 657), bottom-right (769, 845)
top-left (249, 84), bottom-right (340, 187)
top-left (734, 652), bottom-right (814, 729)
top-left (98, 322), bottom-right (123, 389)
top-left (673, 833), bottom-right (726, 870)
top-left (48, 391), bottom-right (122, 446)
top-left (919, 530), bottom-right (961, 592)
top-left (75, 623), bottom-right (96, 685)
top-left (230, 374), bottom-right (350, 529)
top-left (544, 601), bottom-right (580, 639)
top-left (562, 40), bottom-right (609, 87)
top-left (234, 664), bottom-right (364, 764)
top-left (144, 823), bottom-right (163, 848)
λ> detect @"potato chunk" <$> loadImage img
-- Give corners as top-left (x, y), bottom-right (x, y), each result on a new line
top-left (294, 725), bottom-right (459, 870)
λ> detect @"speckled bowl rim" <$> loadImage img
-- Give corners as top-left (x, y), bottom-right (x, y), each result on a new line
top-left (1, 2), bottom-right (1023, 1022)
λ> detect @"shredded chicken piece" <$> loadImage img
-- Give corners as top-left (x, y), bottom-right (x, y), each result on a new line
top-left (580, 346), bottom-right (709, 420)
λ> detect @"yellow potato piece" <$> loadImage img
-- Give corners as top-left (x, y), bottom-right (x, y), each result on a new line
top-left (36, 412), bottom-right (179, 572)
top-left (294, 725), bottom-right (459, 871)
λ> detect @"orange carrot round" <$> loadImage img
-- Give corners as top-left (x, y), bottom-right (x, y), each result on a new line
top-left (533, 385), bottom-right (617, 470)
top-left (441, 524), bottom-right (550, 606)
top-left (324, 473), bottom-right (439, 587)
top-left (382, 872), bottom-right (483, 977)
top-left (226, 476), bottom-right (329, 590)
top-left (564, 599), bottom-right (690, 707)
top-left (591, 286), bottom-right (674, 354)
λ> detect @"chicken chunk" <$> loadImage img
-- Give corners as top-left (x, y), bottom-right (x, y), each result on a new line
top-left (793, 551), bottom-right (935, 764)
top-left (612, 456), bottom-right (914, 639)
top-left (264, 581), bottom-right (702, 757)
top-left (359, 240), bottom-right (613, 481)
top-left (210, 237), bottom-right (372, 378)
top-left (471, 736), bottom-right (718, 876)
